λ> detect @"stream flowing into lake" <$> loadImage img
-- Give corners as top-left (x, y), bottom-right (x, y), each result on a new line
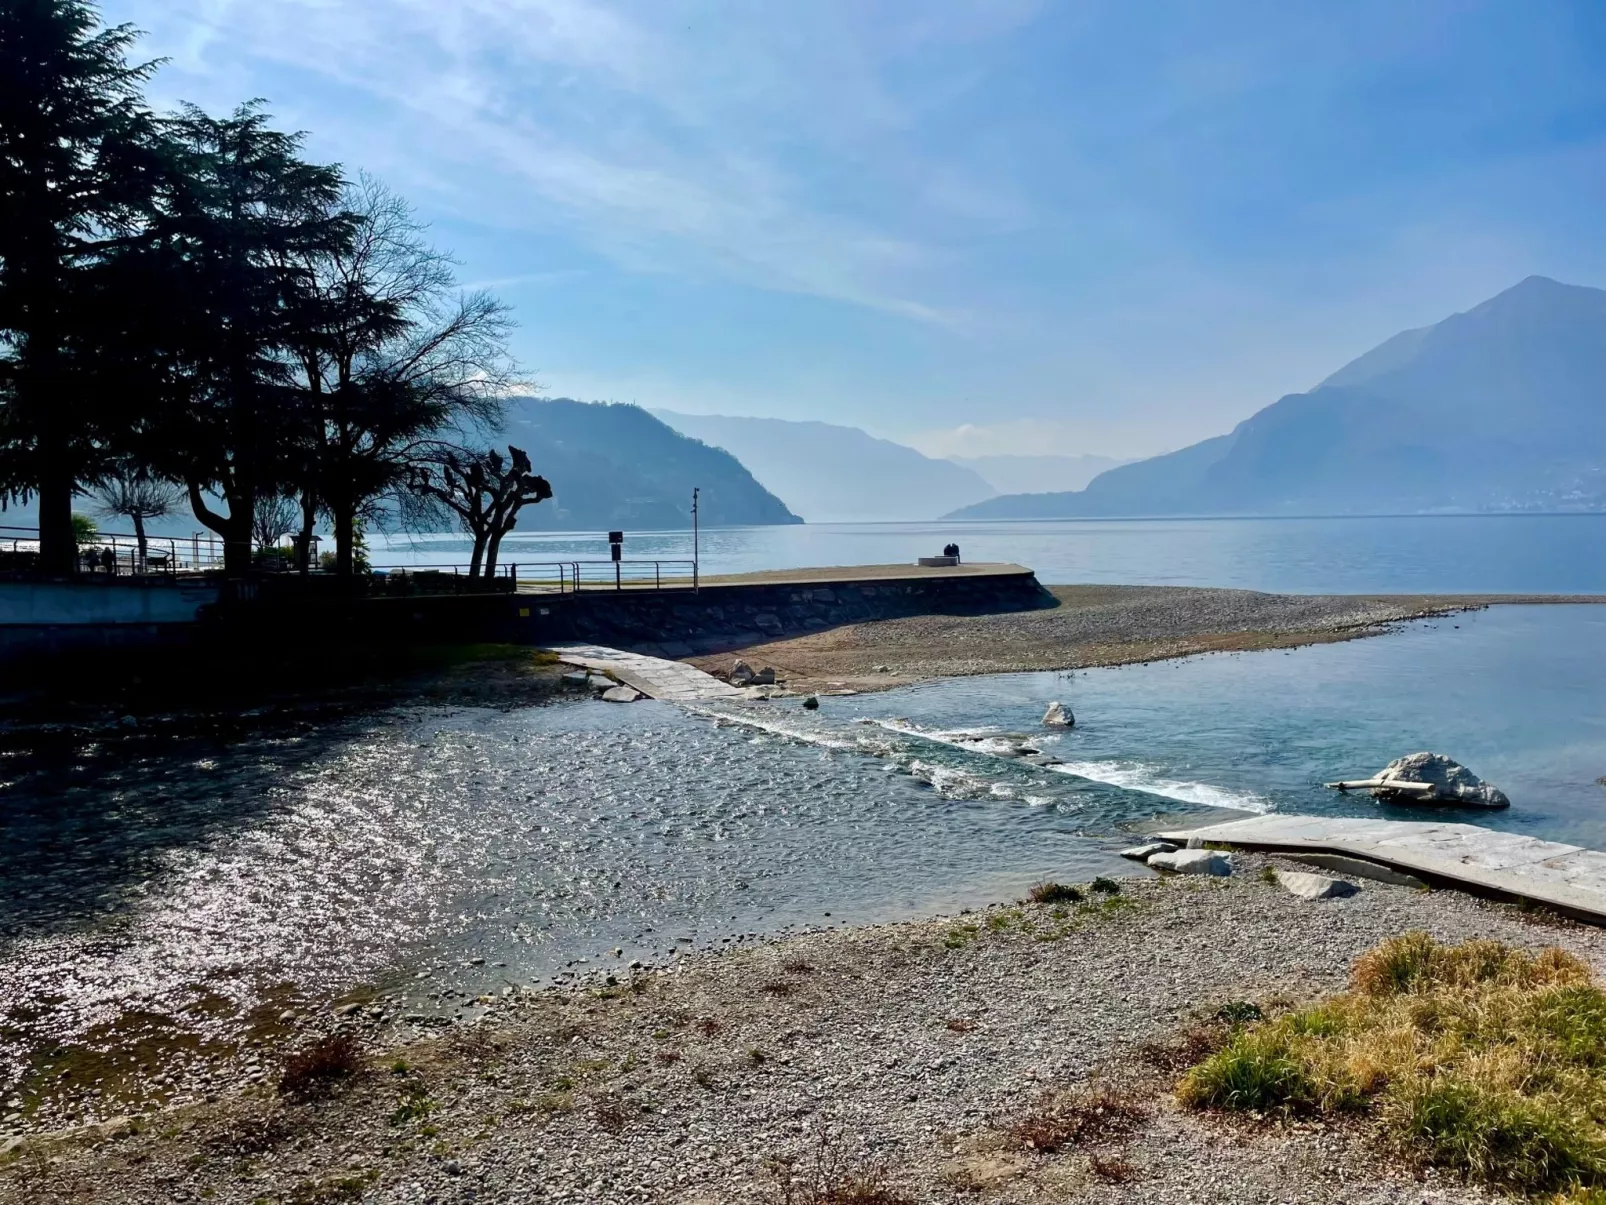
top-left (2, 604), bottom-right (1604, 1101)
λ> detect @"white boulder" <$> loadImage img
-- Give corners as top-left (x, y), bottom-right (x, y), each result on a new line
top-left (1274, 869), bottom-right (1359, 900)
top-left (1375, 752), bottom-right (1510, 809)
top-left (1148, 849), bottom-right (1231, 876)
top-left (601, 685), bottom-right (643, 703)
top-left (1042, 701), bottom-right (1074, 728)
top-left (730, 659), bottom-right (755, 685)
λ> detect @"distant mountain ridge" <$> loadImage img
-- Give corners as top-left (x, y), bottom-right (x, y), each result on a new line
top-left (653, 410), bottom-right (994, 522)
top-left (949, 453), bottom-right (1132, 495)
top-left (503, 398), bottom-right (801, 530)
top-left (948, 276), bottom-right (1606, 520)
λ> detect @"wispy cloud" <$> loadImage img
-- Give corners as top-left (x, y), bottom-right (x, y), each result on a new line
top-left (114, 0), bottom-right (1028, 326)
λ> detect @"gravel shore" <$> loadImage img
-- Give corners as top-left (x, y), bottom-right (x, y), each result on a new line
top-left (688, 585), bottom-right (1601, 693)
top-left (5, 853), bottom-right (1594, 1205)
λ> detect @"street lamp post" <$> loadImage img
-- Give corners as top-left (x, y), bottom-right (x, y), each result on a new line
top-left (692, 486), bottom-right (700, 593)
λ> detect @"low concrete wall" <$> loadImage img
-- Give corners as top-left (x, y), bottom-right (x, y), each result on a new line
top-left (0, 578), bottom-right (221, 662)
top-left (518, 567), bottom-right (1054, 655)
top-left (0, 578), bottom-right (220, 625)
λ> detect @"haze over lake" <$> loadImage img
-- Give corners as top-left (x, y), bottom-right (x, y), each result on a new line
top-left (374, 512), bottom-right (1606, 595)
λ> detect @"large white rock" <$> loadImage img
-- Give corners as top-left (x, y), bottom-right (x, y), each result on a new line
top-left (1148, 848), bottom-right (1231, 876)
top-left (1274, 869), bottom-right (1359, 900)
top-left (1042, 701), bottom-right (1075, 728)
top-left (601, 685), bottom-right (643, 703)
top-left (1376, 752), bottom-right (1510, 809)
top-left (730, 659), bottom-right (756, 685)
top-left (1120, 841), bottom-right (1176, 861)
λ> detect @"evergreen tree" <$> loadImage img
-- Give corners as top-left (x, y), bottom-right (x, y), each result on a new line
top-left (0, 0), bottom-right (162, 573)
top-left (144, 102), bottom-right (353, 575)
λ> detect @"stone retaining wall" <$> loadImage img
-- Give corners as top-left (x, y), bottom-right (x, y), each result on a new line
top-left (520, 569), bottom-right (1054, 655)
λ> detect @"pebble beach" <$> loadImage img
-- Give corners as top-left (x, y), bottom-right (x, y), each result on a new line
top-left (4, 851), bottom-right (1592, 1204)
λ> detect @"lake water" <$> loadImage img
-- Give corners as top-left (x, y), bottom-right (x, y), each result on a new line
top-left (3, 603), bottom-right (1604, 1100)
top-left (372, 512), bottom-right (1606, 593)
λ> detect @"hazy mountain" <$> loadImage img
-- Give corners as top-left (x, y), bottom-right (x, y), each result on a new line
top-left (652, 411), bottom-right (995, 522)
top-left (503, 398), bottom-right (801, 530)
top-left (947, 276), bottom-right (1606, 519)
top-left (950, 454), bottom-right (1132, 495)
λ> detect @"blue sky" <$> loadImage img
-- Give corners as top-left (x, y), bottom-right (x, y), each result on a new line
top-left (106, 0), bottom-right (1606, 459)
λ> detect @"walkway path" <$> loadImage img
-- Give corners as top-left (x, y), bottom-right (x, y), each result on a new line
top-left (548, 642), bottom-right (745, 702)
top-left (1159, 813), bottom-right (1606, 922)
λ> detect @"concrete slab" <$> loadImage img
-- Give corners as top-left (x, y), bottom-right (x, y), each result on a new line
top-left (1158, 814), bottom-right (1606, 923)
top-left (548, 643), bottom-right (745, 702)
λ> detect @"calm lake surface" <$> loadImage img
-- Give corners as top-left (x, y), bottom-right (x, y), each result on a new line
top-left (373, 512), bottom-right (1606, 593)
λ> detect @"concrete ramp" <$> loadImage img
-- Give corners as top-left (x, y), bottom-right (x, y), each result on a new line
top-left (549, 643), bottom-right (745, 702)
top-left (1159, 814), bottom-right (1606, 923)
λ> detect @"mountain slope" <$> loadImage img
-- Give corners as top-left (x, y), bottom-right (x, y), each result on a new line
top-left (949, 454), bottom-right (1131, 495)
top-left (501, 399), bottom-right (801, 530)
top-left (947, 276), bottom-right (1606, 519)
top-left (653, 411), bottom-right (994, 522)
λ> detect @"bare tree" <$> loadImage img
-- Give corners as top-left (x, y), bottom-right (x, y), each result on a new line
top-left (284, 174), bottom-right (516, 578)
top-left (406, 443), bottom-right (551, 578)
top-left (94, 463), bottom-right (180, 571)
top-left (252, 490), bottom-right (300, 552)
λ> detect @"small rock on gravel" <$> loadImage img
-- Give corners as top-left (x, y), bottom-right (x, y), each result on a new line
top-left (1275, 869), bottom-right (1360, 900)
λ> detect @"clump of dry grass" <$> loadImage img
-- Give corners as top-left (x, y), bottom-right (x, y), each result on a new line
top-left (1027, 881), bottom-right (1084, 905)
top-left (1178, 932), bottom-right (1606, 1194)
top-left (278, 1033), bottom-right (363, 1100)
top-left (768, 1136), bottom-right (914, 1205)
top-left (1089, 1153), bottom-right (1139, 1183)
top-left (1007, 1085), bottom-right (1149, 1153)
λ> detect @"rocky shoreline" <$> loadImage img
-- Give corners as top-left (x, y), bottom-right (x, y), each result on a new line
top-left (4, 851), bottom-right (1595, 1204)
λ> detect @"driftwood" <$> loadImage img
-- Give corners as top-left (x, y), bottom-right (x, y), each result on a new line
top-left (1327, 778), bottom-right (1438, 795)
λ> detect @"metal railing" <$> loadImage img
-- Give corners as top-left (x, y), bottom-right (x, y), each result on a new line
top-left (511, 559), bottom-right (699, 594)
top-left (0, 524), bottom-right (225, 575)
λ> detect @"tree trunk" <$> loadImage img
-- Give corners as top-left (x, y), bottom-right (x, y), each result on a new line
top-left (132, 512), bottom-right (148, 574)
top-left (188, 481), bottom-right (254, 576)
top-left (295, 492), bottom-right (317, 574)
top-left (36, 465), bottom-right (75, 577)
top-left (468, 528), bottom-right (488, 578)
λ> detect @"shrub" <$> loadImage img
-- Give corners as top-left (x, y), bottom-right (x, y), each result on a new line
top-left (1027, 882), bottom-right (1083, 905)
top-left (279, 1033), bottom-right (363, 1099)
top-left (1177, 933), bottom-right (1606, 1194)
top-left (1090, 876), bottom-right (1121, 895)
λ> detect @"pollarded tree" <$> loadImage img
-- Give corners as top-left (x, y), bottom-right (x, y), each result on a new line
top-left (405, 443), bottom-right (551, 578)
top-left (0, 0), bottom-right (163, 573)
top-left (143, 102), bottom-right (355, 575)
top-left (92, 460), bottom-right (179, 571)
top-left (282, 175), bottom-right (514, 578)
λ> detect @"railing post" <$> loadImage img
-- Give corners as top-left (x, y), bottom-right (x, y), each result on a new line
top-left (656, 562), bottom-right (661, 590)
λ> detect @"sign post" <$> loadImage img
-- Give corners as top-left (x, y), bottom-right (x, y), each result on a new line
top-left (609, 530), bottom-right (623, 590)
top-left (691, 487), bottom-right (700, 593)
